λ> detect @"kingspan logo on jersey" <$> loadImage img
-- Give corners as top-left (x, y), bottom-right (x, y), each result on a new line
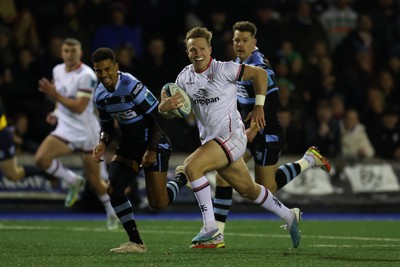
top-left (193, 88), bottom-right (220, 106)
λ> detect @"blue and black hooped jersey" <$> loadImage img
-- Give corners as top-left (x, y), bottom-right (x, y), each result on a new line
top-left (94, 71), bottom-right (162, 147)
top-left (235, 49), bottom-right (283, 137)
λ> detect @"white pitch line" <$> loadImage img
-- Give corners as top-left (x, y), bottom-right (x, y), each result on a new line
top-left (0, 225), bottom-right (57, 231)
top-left (1, 224), bottom-right (400, 243)
top-left (310, 244), bottom-right (400, 248)
top-left (303, 234), bottom-right (400, 242)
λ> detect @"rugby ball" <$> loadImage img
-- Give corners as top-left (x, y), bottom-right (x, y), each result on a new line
top-left (163, 83), bottom-right (191, 118)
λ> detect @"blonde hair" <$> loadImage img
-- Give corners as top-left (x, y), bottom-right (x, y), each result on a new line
top-left (184, 27), bottom-right (212, 48)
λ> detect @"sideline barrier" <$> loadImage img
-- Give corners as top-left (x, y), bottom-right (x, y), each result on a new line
top-left (1, 154), bottom-right (399, 210)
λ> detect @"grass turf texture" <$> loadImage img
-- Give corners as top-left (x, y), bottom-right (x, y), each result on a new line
top-left (1, 220), bottom-right (400, 267)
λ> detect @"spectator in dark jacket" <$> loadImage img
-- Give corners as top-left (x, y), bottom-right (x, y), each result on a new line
top-left (369, 106), bottom-right (400, 160)
top-left (305, 99), bottom-right (341, 158)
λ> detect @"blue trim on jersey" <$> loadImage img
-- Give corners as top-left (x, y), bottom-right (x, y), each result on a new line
top-left (143, 89), bottom-right (158, 114)
top-left (121, 115), bottom-right (143, 124)
top-left (145, 101), bottom-right (157, 115)
top-left (266, 68), bottom-right (275, 78)
top-left (265, 135), bottom-right (278, 142)
top-left (267, 87), bottom-right (279, 95)
top-left (133, 87), bottom-right (146, 104)
top-left (237, 87), bottom-right (278, 104)
top-left (237, 95), bottom-right (255, 104)
top-left (236, 49), bottom-right (279, 101)
top-left (238, 49), bottom-right (266, 67)
top-left (159, 143), bottom-right (171, 150)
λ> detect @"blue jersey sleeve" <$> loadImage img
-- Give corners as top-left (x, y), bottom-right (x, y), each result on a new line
top-left (130, 82), bottom-right (159, 114)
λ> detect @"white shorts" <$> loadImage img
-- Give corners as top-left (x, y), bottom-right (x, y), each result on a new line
top-left (214, 127), bottom-right (247, 164)
top-left (51, 120), bottom-right (100, 153)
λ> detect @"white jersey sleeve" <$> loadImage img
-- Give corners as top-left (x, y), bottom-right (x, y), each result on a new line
top-left (77, 68), bottom-right (97, 98)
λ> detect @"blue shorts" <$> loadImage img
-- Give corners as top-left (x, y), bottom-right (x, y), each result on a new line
top-left (116, 135), bottom-right (172, 172)
top-left (0, 127), bottom-right (15, 161)
top-left (247, 132), bottom-right (286, 166)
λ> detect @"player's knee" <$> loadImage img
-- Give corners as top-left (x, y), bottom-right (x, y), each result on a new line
top-left (108, 160), bottom-right (136, 201)
top-left (147, 199), bottom-right (167, 211)
top-left (108, 185), bottom-right (126, 204)
top-left (146, 186), bottom-right (169, 210)
top-left (183, 158), bottom-right (204, 180)
top-left (34, 154), bottom-right (49, 170)
top-left (107, 176), bottom-right (126, 202)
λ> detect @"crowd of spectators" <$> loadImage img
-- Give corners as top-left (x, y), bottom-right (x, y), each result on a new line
top-left (0, 0), bottom-right (400, 163)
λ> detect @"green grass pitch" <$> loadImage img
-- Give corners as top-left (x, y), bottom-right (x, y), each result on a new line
top-left (1, 219), bottom-right (400, 267)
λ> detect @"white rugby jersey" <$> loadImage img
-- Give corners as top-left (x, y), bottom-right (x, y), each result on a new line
top-left (176, 59), bottom-right (245, 144)
top-left (52, 63), bottom-right (99, 139)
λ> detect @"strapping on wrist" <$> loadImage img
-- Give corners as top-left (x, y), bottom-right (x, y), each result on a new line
top-left (255, 94), bottom-right (266, 106)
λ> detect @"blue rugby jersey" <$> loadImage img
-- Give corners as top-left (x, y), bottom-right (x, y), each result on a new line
top-left (94, 71), bottom-right (161, 146)
top-left (235, 49), bottom-right (283, 136)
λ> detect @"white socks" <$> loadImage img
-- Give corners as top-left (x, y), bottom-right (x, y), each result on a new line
top-left (255, 185), bottom-right (293, 225)
top-left (98, 193), bottom-right (116, 217)
top-left (46, 159), bottom-right (79, 185)
top-left (190, 176), bottom-right (218, 230)
top-left (296, 154), bottom-right (315, 172)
